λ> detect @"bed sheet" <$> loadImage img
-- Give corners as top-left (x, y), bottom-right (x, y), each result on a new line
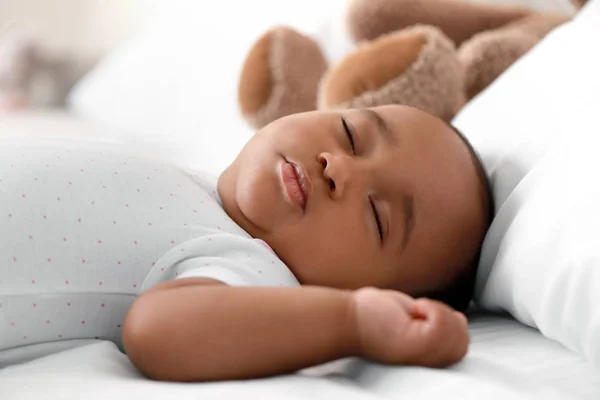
top-left (1, 311), bottom-right (598, 400)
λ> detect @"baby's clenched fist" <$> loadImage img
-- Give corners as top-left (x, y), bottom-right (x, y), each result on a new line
top-left (349, 287), bottom-right (469, 367)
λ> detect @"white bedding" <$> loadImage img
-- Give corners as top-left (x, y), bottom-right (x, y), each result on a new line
top-left (1, 310), bottom-right (598, 400)
top-left (1, 112), bottom-right (600, 399)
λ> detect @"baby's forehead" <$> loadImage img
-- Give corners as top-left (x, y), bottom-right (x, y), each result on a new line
top-left (385, 121), bottom-right (486, 222)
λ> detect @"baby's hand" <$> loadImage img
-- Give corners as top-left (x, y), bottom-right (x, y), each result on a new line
top-left (351, 288), bottom-right (469, 368)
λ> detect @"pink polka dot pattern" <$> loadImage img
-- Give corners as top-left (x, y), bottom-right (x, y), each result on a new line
top-left (0, 144), bottom-right (297, 351)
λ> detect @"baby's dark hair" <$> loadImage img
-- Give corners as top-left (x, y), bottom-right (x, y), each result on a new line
top-left (428, 125), bottom-right (495, 312)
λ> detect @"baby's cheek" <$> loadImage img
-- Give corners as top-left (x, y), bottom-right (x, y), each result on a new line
top-left (281, 209), bottom-right (375, 285)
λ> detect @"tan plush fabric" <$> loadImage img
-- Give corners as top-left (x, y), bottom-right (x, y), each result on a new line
top-left (238, 31), bottom-right (273, 116)
top-left (459, 29), bottom-right (539, 99)
top-left (503, 13), bottom-right (571, 38)
top-left (346, 0), bottom-right (533, 46)
top-left (459, 13), bottom-right (569, 99)
top-left (238, 27), bottom-right (327, 129)
top-left (319, 26), bottom-right (465, 122)
top-left (319, 31), bottom-right (427, 107)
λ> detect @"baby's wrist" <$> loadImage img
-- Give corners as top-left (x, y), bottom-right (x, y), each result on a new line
top-left (340, 290), bottom-right (364, 358)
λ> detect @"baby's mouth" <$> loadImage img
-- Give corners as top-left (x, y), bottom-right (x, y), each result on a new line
top-left (280, 158), bottom-right (311, 211)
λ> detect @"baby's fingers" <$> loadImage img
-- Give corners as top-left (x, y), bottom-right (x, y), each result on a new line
top-left (409, 299), bottom-right (469, 366)
top-left (410, 299), bottom-right (466, 325)
top-left (409, 299), bottom-right (464, 343)
top-left (409, 298), bottom-right (438, 321)
top-left (454, 311), bottom-right (468, 326)
top-left (383, 290), bottom-right (416, 309)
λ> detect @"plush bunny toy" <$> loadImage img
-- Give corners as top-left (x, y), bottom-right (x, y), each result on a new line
top-left (238, 0), bottom-right (585, 129)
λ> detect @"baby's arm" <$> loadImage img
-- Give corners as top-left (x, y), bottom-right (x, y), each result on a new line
top-left (123, 280), bottom-right (468, 382)
top-left (124, 279), bottom-right (356, 381)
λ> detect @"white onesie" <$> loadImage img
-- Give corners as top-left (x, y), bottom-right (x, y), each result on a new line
top-left (0, 138), bottom-right (299, 364)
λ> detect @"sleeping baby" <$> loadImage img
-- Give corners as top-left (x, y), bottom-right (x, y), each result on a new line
top-left (0, 105), bottom-right (493, 381)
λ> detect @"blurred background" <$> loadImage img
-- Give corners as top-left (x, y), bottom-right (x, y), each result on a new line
top-left (0, 0), bottom-right (578, 112)
top-left (0, 0), bottom-right (153, 61)
top-left (0, 0), bottom-right (577, 58)
top-left (0, 0), bottom-right (582, 174)
top-left (0, 0), bottom-right (173, 109)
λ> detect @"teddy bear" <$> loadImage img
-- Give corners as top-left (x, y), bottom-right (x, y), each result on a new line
top-left (237, 0), bottom-right (586, 129)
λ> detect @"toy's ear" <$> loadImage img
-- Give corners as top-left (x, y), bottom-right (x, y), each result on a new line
top-left (571, 0), bottom-right (588, 9)
top-left (318, 26), bottom-right (465, 122)
top-left (238, 27), bottom-right (327, 130)
top-left (458, 13), bottom-right (570, 100)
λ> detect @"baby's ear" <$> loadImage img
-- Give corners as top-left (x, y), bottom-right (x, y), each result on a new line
top-left (318, 25), bottom-right (465, 123)
top-left (238, 27), bottom-right (328, 130)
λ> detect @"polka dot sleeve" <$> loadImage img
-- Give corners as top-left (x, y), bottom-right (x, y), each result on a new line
top-left (141, 234), bottom-right (300, 291)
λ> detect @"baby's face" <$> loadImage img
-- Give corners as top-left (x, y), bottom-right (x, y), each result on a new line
top-left (218, 105), bottom-right (486, 296)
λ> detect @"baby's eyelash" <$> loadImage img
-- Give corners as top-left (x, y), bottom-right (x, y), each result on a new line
top-left (370, 198), bottom-right (383, 242)
top-left (341, 118), bottom-right (355, 154)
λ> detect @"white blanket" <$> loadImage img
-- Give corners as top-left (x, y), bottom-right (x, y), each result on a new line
top-left (1, 311), bottom-right (598, 400)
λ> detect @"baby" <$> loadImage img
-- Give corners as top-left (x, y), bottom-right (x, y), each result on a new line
top-left (0, 105), bottom-right (492, 381)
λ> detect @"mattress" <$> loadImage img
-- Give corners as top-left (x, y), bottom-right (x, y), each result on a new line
top-left (1, 113), bottom-right (599, 399)
top-left (1, 311), bottom-right (598, 400)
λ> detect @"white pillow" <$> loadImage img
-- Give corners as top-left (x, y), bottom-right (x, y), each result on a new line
top-left (453, 1), bottom-right (600, 367)
top-left (68, 0), bottom-right (349, 176)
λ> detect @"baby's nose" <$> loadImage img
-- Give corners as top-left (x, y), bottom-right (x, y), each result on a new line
top-left (318, 152), bottom-right (352, 199)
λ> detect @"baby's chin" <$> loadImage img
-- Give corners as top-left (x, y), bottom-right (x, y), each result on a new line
top-left (217, 170), bottom-right (257, 235)
top-left (218, 178), bottom-right (277, 245)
